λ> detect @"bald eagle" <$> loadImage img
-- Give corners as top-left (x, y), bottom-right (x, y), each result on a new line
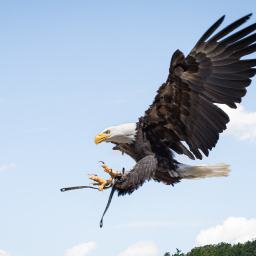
top-left (61, 14), bottom-right (256, 227)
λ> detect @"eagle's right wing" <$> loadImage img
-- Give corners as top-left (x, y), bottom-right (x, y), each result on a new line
top-left (141, 14), bottom-right (256, 160)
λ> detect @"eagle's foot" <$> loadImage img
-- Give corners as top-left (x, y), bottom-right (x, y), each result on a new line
top-left (88, 175), bottom-right (113, 191)
top-left (101, 164), bottom-right (119, 178)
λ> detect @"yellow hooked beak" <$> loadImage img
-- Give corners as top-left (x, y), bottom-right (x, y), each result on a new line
top-left (95, 133), bottom-right (110, 144)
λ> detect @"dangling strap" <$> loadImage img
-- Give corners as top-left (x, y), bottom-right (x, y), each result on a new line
top-left (60, 186), bottom-right (98, 192)
top-left (99, 183), bottom-right (116, 228)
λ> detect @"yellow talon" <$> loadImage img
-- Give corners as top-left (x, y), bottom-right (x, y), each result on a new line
top-left (101, 164), bottom-right (118, 178)
top-left (87, 163), bottom-right (119, 191)
top-left (89, 175), bottom-right (112, 191)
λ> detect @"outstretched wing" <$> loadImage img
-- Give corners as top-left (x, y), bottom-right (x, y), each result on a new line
top-left (115, 155), bottom-right (158, 196)
top-left (141, 14), bottom-right (256, 160)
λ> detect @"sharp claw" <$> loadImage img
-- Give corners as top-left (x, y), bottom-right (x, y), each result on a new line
top-left (99, 161), bottom-right (105, 164)
top-left (86, 173), bottom-right (97, 176)
top-left (104, 183), bottom-right (112, 189)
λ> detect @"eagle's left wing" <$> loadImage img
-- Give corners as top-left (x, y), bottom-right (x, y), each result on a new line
top-left (115, 155), bottom-right (157, 196)
top-left (140, 14), bottom-right (256, 160)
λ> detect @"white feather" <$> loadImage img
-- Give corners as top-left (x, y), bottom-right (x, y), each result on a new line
top-left (103, 123), bottom-right (137, 144)
top-left (177, 163), bottom-right (231, 180)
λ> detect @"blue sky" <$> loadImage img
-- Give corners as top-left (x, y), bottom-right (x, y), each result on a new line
top-left (1, 1), bottom-right (256, 255)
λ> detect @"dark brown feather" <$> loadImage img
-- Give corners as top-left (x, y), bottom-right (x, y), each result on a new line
top-left (141, 14), bottom-right (256, 159)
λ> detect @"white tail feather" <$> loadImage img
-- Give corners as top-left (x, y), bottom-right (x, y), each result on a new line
top-left (177, 163), bottom-right (231, 180)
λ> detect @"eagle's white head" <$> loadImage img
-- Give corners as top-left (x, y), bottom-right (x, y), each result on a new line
top-left (95, 123), bottom-right (137, 145)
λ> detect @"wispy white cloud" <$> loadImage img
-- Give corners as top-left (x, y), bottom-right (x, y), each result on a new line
top-left (65, 242), bottom-right (96, 256)
top-left (44, 96), bottom-right (83, 101)
top-left (118, 241), bottom-right (158, 256)
top-left (52, 96), bottom-right (76, 100)
top-left (107, 99), bottom-right (128, 104)
top-left (217, 104), bottom-right (256, 142)
top-left (0, 163), bottom-right (16, 173)
top-left (195, 217), bottom-right (256, 246)
top-left (0, 249), bottom-right (11, 256)
top-left (110, 220), bottom-right (201, 229)
top-left (20, 127), bottom-right (51, 133)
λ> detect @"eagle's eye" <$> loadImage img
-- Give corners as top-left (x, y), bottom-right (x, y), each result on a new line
top-left (105, 130), bottom-right (110, 134)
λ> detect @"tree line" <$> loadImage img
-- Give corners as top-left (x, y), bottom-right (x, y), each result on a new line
top-left (164, 239), bottom-right (256, 255)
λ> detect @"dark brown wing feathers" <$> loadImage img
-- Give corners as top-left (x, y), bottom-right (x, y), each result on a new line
top-left (116, 155), bottom-right (158, 196)
top-left (141, 14), bottom-right (256, 160)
